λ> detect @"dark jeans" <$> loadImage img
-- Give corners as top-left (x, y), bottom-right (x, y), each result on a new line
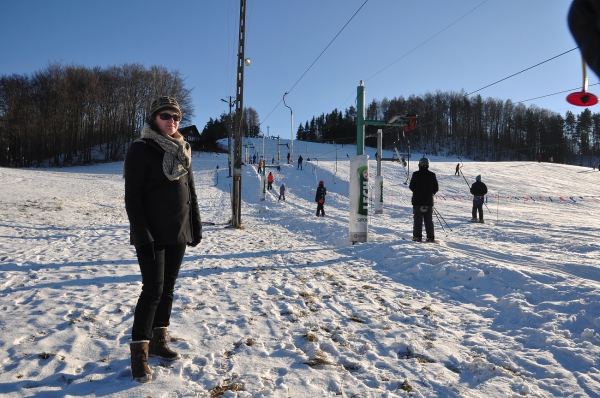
top-left (413, 205), bottom-right (434, 239)
top-left (316, 203), bottom-right (325, 216)
top-left (472, 197), bottom-right (484, 220)
top-left (132, 243), bottom-right (186, 341)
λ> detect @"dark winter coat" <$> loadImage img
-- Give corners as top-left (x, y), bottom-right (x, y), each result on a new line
top-left (569, 0), bottom-right (600, 80)
top-left (124, 138), bottom-right (202, 247)
top-left (409, 166), bottom-right (439, 206)
top-left (315, 185), bottom-right (327, 203)
top-left (298, 155), bottom-right (303, 164)
top-left (470, 180), bottom-right (488, 197)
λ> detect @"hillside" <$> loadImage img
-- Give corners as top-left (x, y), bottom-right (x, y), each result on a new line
top-left (0, 138), bottom-right (599, 397)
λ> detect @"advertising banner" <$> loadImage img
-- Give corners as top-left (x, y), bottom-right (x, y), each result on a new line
top-left (259, 175), bottom-right (266, 201)
top-left (349, 155), bottom-right (369, 242)
top-left (373, 175), bottom-right (383, 214)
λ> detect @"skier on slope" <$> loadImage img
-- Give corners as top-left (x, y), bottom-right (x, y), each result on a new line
top-left (278, 182), bottom-right (286, 202)
top-left (470, 175), bottom-right (488, 223)
top-left (455, 163), bottom-right (460, 175)
top-left (315, 180), bottom-right (327, 217)
top-left (409, 157), bottom-right (438, 242)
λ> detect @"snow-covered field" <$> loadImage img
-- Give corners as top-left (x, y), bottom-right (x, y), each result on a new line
top-left (1, 138), bottom-right (599, 397)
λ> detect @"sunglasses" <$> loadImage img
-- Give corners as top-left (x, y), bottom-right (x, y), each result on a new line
top-left (158, 113), bottom-right (181, 122)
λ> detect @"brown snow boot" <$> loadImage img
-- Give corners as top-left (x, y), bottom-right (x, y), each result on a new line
top-left (149, 327), bottom-right (181, 361)
top-left (130, 341), bottom-right (151, 383)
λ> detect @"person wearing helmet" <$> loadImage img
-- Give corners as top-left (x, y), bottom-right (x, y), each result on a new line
top-left (469, 175), bottom-right (488, 223)
top-left (315, 180), bottom-right (327, 216)
top-left (124, 96), bottom-right (202, 382)
top-left (408, 157), bottom-right (439, 242)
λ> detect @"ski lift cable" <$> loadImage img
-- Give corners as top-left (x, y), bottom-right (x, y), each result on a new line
top-left (259, 0), bottom-right (370, 126)
top-left (339, 0), bottom-right (490, 109)
top-left (466, 47), bottom-right (580, 96)
top-left (365, 0), bottom-right (490, 83)
top-left (516, 82), bottom-right (600, 104)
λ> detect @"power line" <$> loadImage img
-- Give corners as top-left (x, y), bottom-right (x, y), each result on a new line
top-left (466, 47), bottom-right (579, 96)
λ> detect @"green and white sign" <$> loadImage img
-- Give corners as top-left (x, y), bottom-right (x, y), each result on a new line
top-left (349, 155), bottom-right (369, 243)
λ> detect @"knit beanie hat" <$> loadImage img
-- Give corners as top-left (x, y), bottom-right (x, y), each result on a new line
top-left (476, 175), bottom-right (481, 181)
top-left (148, 96), bottom-right (181, 122)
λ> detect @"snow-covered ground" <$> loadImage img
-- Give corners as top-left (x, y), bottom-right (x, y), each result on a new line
top-left (1, 138), bottom-right (599, 397)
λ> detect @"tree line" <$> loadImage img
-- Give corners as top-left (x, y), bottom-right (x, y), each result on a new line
top-left (198, 107), bottom-right (260, 152)
top-left (3, 63), bottom-right (599, 167)
top-left (296, 90), bottom-right (600, 165)
top-left (0, 62), bottom-right (194, 167)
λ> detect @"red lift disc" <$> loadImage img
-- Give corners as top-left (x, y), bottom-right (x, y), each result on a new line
top-left (566, 91), bottom-right (599, 106)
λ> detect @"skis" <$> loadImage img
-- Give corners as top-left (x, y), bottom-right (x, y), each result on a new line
top-left (468, 219), bottom-right (493, 226)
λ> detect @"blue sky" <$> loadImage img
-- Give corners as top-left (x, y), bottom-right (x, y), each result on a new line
top-left (0, 0), bottom-right (592, 137)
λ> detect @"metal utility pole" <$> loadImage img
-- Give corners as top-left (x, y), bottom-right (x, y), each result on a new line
top-left (283, 93), bottom-right (294, 163)
top-left (232, 0), bottom-right (247, 228)
top-left (351, 81), bottom-right (418, 243)
top-left (221, 96), bottom-right (235, 177)
top-left (356, 81), bottom-right (365, 155)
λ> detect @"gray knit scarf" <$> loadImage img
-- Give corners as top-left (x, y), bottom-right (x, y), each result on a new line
top-left (123, 123), bottom-right (191, 181)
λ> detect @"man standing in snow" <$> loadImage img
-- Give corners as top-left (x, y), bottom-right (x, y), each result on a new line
top-left (297, 155), bottom-right (303, 170)
top-left (455, 163), bottom-right (460, 175)
top-left (470, 175), bottom-right (488, 223)
top-left (315, 180), bottom-right (327, 216)
top-left (267, 172), bottom-right (274, 190)
top-left (409, 158), bottom-right (438, 242)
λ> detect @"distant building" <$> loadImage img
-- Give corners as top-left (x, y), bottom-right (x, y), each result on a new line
top-left (179, 125), bottom-right (200, 144)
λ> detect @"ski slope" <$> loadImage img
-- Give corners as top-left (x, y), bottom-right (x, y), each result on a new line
top-left (0, 138), bottom-right (599, 397)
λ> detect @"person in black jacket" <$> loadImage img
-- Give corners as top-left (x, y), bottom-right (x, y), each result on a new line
top-left (470, 175), bottom-right (488, 223)
top-left (409, 158), bottom-right (439, 242)
top-left (315, 180), bottom-right (327, 216)
top-left (124, 96), bottom-right (202, 383)
top-left (569, 0), bottom-right (600, 80)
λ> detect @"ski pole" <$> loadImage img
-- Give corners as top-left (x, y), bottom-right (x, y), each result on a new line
top-left (497, 191), bottom-right (499, 222)
top-left (434, 207), bottom-right (452, 232)
top-left (483, 198), bottom-right (491, 214)
top-left (433, 208), bottom-right (447, 236)
top-left (459, 168), bottom-right (471, 190)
